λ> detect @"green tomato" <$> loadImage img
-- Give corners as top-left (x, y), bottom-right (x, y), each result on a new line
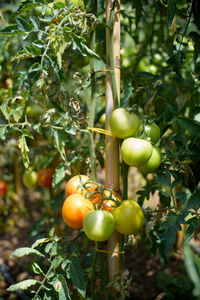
top-left (121, 138), bottom-right (153, 167)
top-left (83, 210), bottom-right (115, 242)
top-left (112, 200), bottom-right (144, 235)
top-left (139, 122), bottom-right (161, 144)
top-left (138, 146), bottom-right (162, 174)
top-left (99, 113), bottom-right (106, 125)
top-left (26, 104), bottom-right (43, 117)
top-left (109, 108), bottom-right (141, 139)
top-left (23, 170), bottom-right (38, 189)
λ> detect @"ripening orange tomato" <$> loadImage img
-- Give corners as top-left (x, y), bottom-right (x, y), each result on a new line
top-left (0, 181), bottom-right (8, 196)
top-left (62, 193), bottom-right (94, 229)
top-left (65, 175), bottom-right (96, 197)
top-left (90, 189), bottom-right (122, 211)
top-left (38, 168), bottom-right (55, 188)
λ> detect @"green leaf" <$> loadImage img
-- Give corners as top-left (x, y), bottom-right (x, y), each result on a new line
top-left (56, 274), bottom-right (71, 300)
top-left (0, 99), bottom-right (11, 120)
top-left (52, 162), bottom-right (68, 190)
top-left (175, 117), bottom-right (200, 136)
top-left (29, 63), bottom-right (41, 73)
top-left (72, 35), bottom-right (99, 59)
top-left (7, 279), bottom-right (39, 292)
top-left (64, 124), bottom-right (77, 135)
top-left (0, 24), bottom-right (24, 35)
top-left (0, 127), bottom-right (7, 140)
top-left (167, 0), bottom-right (177, 27)
top-left (32, 262), bottom-right (45, 275)
top-left (12, 106), bottom-right (24, 122)
top-left (18, 135), bottom-right (30, 168)
top-left (52, 129), bottom-right (66, 161)
top-left (32, 238), bottom-right (51, 248)
top-left (156, 172), bottom-right (171, 187)
top-left (16, 17), bottom-right (33, 32)
top-left (185, 189), bottom-right (200, 212)
top-left (183, 245), bottom-right (200, 297)
top-left (68, 257), bottom-right (86, 297)
top-left (160, 212), bottom-right (184, 258)
top-left (11, 247), bottom-right (44, 258)
top-left (30, 16), bottom-right (40, 30)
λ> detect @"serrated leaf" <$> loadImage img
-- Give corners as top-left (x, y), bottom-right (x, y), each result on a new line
top-left (12, 106), bottom-right (24, 122)
top-left (16, 17), bottom-right (33, 32)
top-left (56, 274), bottom-right (71, 300)
top-left (30, 16), bottom-right (40, 30)
top-left (52, 162), bottom-right (68, 190)
top-left (156, 172), bottom-right (171, 187)
top-left (32, 262), bottom-right (45, 275)
top-left (29, 63), bottom-right (41, 73)
top-left (175, 116), bottom-right (200, 136)
top-left (11, 247), bottom-right (44, 258)
top-left (18, 135), bottom-right (30, 168)
top-left (167, 0), bottom-right (177, 27)
top-left (32, 39), bottom-right (45, 49)
top-left (0, 127), bottom-right (7, 140)
top-left (52, 129), bottom-right (66, 161)
top-left (183, 245), bottom-right (200, 297)
top-left (7, 279), bottom-right (39, 292)
top-left (69, 257), bottom-right (86, 297)
top-left (32, 238), bottom-right (51, 248)
top-left (0, 24), bottom-right (23, 35)
top-left (185, 189), bottom-right (200, 212)
top-left (0, 99), bottom-right (11, 120)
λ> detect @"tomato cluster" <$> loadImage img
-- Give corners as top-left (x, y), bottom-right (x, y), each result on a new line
top-left (22, 167), bottom-right (55, 189)
top-left (110, 108), bottom-right (162, 174)
top-left (62, 175), bottom-right (144, 242)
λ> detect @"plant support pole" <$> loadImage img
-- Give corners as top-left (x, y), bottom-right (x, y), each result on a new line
top-left (106, 0), bottom-right (121, 285)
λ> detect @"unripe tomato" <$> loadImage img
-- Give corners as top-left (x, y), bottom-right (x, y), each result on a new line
top-left (26, 104), bottom-right (43, 117)
top-left (121, 138), bottom-right (153, 167)
top-left (142, 122), bottom-right (161, 145)
top-left (65, 175), bottom-right (95, 197)
top-left (0, 181), bottom-right (8, 196)
top-left (23, 170), bottom-right (38, 188)
top-left (112, 200), bottom-right (144, 235)
top-left (99, 113), bottom-right (106, 125)
top-left (83, 210), bottom-right (115, 241)
top-left (62, 194), bottom-right (94, 229)
top-left (109, 108), bottom-right (141, 139)
top-left (38, 168), bottom-right (55, 188)
top-left (138, 146), bottom-right (162, 174)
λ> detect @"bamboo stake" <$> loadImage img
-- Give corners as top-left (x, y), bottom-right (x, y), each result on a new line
top-left (106, 0), bottom-right (121, 285)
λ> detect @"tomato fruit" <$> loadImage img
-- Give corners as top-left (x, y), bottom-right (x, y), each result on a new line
top-left (109, 108), bottom-right (141, 139)
top-left (65, 175), bottom-right (95, 197)
top-left (62, 194), bottom-right (94, 229)
top-left (99, 113), bottom-right (106, 125)
top-left (121, 138), bottom-right (153, 167)
top-left (38, 168), bottom-right (55, 188)
top-left (138, 146), bottom-right (162, 174)
top-left (83, 210), bottom-right (115, 241)
top-left (26, 104), bottom-right (43, 117)
top-left (102, 190), bottom-right (122, 211)
top-left (23, 170), bottom-right (38, 188)
top-left (112, 200), bottom-right (144, 235)
top-left (0, 181), bottom-right (8, 196)
top-left (136, 57), bottom-right (158, 74)
top-left (142, 122), bottom-right (161, 145)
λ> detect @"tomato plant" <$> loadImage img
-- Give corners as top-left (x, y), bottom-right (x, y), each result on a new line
top-left (138, 146), bottom-right (162, 174)
top-left (62, 193), bottom-right (94, 229)
top-left (109, 108), bottom-right (141, 139)
top-left (111, 200), bottom-right (144, 235)
top-left (83, 210), bottom-right (115, 241)
top-left (23, 170), bottom-right (38, 189)
top-left (38, 168), bottom-right (55, 188)
top-left (121, 137), bottom-right (153, 167)
top-left (0, 181), bottom-right (8, 196)
top-left (65, 175), bottom-right (96, 197)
